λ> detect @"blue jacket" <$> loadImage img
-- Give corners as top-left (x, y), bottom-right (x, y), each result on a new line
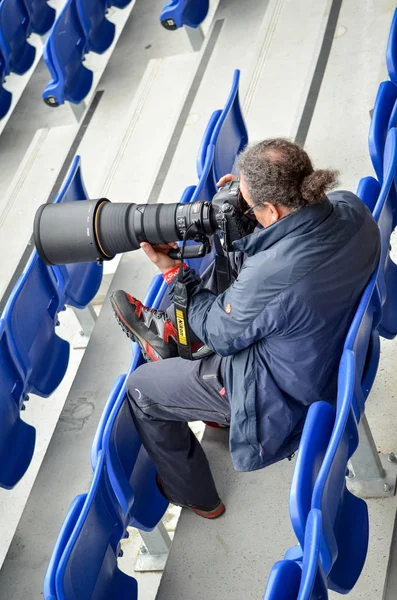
top-left (172, 192), bottom-right (380, 471)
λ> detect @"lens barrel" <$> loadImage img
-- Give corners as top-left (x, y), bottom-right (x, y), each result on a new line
top-left (33, 198), bottom-right (218, 266)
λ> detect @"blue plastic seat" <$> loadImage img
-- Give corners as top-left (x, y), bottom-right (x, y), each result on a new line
top-left (43, 0), bottom-right (93, 107)
top-left (91, 274), bottom-right (165, 472)
top-left (311, 351), bottom-right (369, 594)
top-left (196, 109), bottom-right (222, 178)
top-left (23, 0), bottom-right (55, 35)
top-left (0, 0), bottom-right (36, 75)
top-left (386, 8), bottom-right (397, 86)
top-left (51, 156), bottom-right (103, 308)
top-left (264, 510), bottom-right (328, 600)
top-left (2, 251), bottom-right (70, 402)
top-left (102, 364), bottom-right (169, 530)
top-left (0, 319), bottom-right (36, 489)
top-left (372, 128), bottom-right (397, 338)
top-left (90, 277), bottom-right (168, 530)
top-left (160, 0), bottom-right (209, 30)
top-left (290, 265), bottom-right (381, 593)
top-left (0, 47), bottom-right (12, 119)
top-left (91, 374), bottom-right (126, 469)
top-left (44, 451), bottom-right (138, 600)
top-left (343, 269), bottom-right (381, 419)
top-left (289, 402), bottom-right (335, 555)
top-left (263, 560), bottom-right (302, 600)
top-left (76, 0), bottom-right (115, 54)
top-left (197, 70), bottom-right (248, 197)
top-left (356, 175), bottom-right (380, 213)
top-left (368, 81), bottom-right (397, 227)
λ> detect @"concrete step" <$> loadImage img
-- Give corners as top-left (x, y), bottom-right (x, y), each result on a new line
top-left (0, 124), bottom-right (77, 302)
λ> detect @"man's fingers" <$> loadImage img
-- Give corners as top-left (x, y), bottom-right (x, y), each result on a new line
top-left (216, 174), bottom-right (238, 187)
top-left (140, 242), bottom-right (159, 263)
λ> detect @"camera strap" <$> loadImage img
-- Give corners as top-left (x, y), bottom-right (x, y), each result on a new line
top-left (173, 226), bottom-right (233, 360)
top-left (213, 232), bottom-right (232, 294)
top-left (173, 230), bottom-right (194, 360)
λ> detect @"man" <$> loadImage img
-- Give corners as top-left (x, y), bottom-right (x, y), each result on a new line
top-left (110, 138), bottom-right (380, 520)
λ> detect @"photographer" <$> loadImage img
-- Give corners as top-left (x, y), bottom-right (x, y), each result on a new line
top-left (110, 138), bottom-right (380, 520)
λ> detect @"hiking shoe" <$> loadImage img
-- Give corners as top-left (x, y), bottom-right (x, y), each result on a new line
top-left (156, 475), bottom-right (225, 520)
top-left (110, 290), bottom-right (178, 362)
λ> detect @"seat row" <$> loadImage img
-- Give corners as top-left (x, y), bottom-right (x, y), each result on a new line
top-left (0, 0), bottom-right (55, 119)
top-left (0, 0), bottom-right (210, 117)
top-left (0, 156), bottom-right (103, 490)
top-left (43, 68), bottom-right (248, 600)
top-left (263, 9), bottom-right (397, 599)
top-left (42, 0), bottom-right (133, 108)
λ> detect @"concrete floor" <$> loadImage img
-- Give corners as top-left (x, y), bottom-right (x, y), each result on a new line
top-left (0, 0), bottom-right (396, 599)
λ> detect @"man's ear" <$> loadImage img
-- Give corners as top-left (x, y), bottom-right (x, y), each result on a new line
top-left (264, 202), bottom-right (281, 223)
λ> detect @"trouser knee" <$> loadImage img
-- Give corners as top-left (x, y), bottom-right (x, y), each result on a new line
top-left (126, 363), bottom-right (152, 410)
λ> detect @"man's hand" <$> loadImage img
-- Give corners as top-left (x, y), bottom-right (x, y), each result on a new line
top-left (217, 174), bottom-right (238, 187)
top-left (140, 242), bottom-right (181, 274)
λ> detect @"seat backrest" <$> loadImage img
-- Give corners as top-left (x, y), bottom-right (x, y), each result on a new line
top-left (210, 69), bottom-right (248, 187)
top-left (76, 0), bottom-right (115, 54)
top-left (386, 8), bottom-right (397, 85)
top-left (91, 374), bottom-right (126, 470)
top-left (44, 494), bottom-right (86, 599)
top-left (312, 350), bottom-right (368, 594)
top-left (196, 109), bottom-right (222, 178)
top-left (368, 81), bottom-right (397, 182)
top-left (102, 351), bottom-right (168, 530)
top-left (343, 269), bottom-right (381, 418)
top-left (52, 156), bottom-right (103, 308)
top-left (42, 0), bottom-right (93, 106)
top-left (53, 451), bottom-right (138, 600)
top-left (2, 251), bottom-right (70, 400)
top-left (356, 175), bottom-right (381, 213)
top-left (0, 319), bottom-right (36, 489)
top-left (0, 79), bottom-right (12, 120)
top-left (263, 559), bottom-right (302, 600)
top-left (184, 145), bottom-right (217, 273)
top-left (289, 401), bottom-right (335, 548)
top-left (372, 128), bottom-right (397, 337)
top-left (23, 0), bottom-right (55, 35)
top-left (160, 0), bottom-right (210, 29)
top-left (90, 273), bottom-right (165, 470)
top-left (297, 509), bottom-right (328, 600)
top-left (0, 0), bottom-right (36, 75)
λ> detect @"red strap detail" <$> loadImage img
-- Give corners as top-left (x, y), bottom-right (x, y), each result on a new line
top-left (163, 263), bottom-right (188, 284)
top-left (219, 387), bottom-right (226, 397)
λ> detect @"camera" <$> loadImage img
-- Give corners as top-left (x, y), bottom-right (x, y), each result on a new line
top-left (33, 180), bottom-right (256, 266)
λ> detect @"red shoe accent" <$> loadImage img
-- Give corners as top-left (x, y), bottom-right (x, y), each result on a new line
top-left (192, 502), bottom-right (226, 519)
top-left (126, 294), bottom-right (143, 318)
top-left (145, 341), bottom-right (160, 362)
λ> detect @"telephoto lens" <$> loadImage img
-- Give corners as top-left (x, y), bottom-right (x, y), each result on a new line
top-left (34, 198), bottom-right (216, 266)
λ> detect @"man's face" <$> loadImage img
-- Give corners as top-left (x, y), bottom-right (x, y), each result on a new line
top-left (240, 173), bottom-right (277, 228)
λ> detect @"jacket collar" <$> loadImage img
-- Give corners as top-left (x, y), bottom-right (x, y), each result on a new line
top-left (232, 197), bottom-right (334, 256)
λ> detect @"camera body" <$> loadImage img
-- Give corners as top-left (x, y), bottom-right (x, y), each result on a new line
top-left (211, 179), bottom-right (255, 243)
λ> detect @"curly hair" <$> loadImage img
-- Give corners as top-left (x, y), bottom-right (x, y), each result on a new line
top-left (236, 138), bottom-right (339, 211)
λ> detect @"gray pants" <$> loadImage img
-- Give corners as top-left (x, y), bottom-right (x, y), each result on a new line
top-left (127, 352), bottom-right (230, 509)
